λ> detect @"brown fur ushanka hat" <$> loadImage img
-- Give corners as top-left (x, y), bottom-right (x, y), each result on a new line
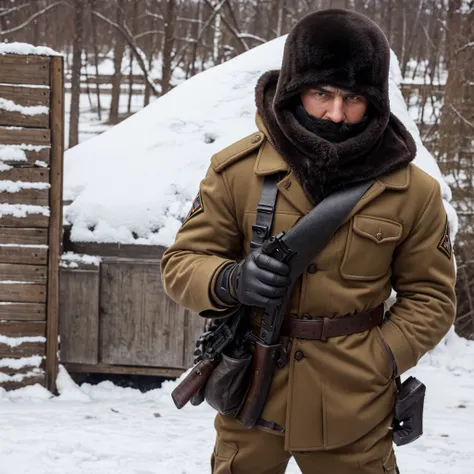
top-left (255, 9), bottom-right (417, 205)
top-left (274, 9), bottom-right (391, 117)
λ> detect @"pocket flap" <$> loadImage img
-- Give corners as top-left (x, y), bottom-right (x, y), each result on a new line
top-left (353, 216), bottom-right (402, 244)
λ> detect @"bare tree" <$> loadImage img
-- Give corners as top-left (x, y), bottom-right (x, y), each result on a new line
top-left (437, 0), bottom-right (474, 338)
top-left (90, 0), bottom-right (102, 121)
top-left (109, 0), bottom-right (126, 123)
top-left (69, 0), bottom-right (86, 148)
top-left (161, 0), bottom-right (178, 95)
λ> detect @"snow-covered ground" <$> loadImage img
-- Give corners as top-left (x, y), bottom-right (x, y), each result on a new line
top-left (0, 334), bottom-right (473, 474)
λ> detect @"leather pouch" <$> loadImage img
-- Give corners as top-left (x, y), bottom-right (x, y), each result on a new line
top-left (205, 352), bottom-right (252, 415)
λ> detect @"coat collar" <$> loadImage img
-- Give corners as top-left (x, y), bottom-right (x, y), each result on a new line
top-left (254, 113), bottom-right (289, 176)
top-left (254, 112), bottom-right (410, 216)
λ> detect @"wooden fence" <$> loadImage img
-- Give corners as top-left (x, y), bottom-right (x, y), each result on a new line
top-left (59, 243), bottom-right (204, 378)
top-left (0, 53), bottom-right (64, 391)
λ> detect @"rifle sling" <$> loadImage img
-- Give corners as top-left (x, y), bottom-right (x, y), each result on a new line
top-left (259, 180), bottom-right (375, 345)
top-left (250, 173), bottom-right (280, 249)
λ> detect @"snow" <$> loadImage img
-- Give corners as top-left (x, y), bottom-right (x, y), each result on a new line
top-left (0, 181), bottom-right (50, 192)
top-left (0, 243), bottom-right (48, 249)
top-left (0, 280), bottom-right (41, 284)
top-left (0, 356), bottom-right (42, 370)
top-left (0, 335), bottom-right (46, 347)
top-left (0, 338), bottom-right (473, 474)
top-left (0, 203), bottom-right (50, 218)
top-left (0, 144), bottom-right (50, 152)
top-left (0, 36), bottom-right (469, 473)
top-left (0, 42), bottom-right (61, 57)
top-left (0, 147), bottom-right (27, 162)
top-left (64, 37), bottom-right (457, 247)
top-left (0, 97), bottom-right (49, 116)
top-left (0, 368), bottom-right (44, 384)
top-left (60, 252), bottom-right (101, 268)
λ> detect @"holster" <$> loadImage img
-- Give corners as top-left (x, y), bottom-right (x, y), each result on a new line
top-left (204, 352), bottom-right (253, 415)
top-left (392, 376), bottom-right (426, 446)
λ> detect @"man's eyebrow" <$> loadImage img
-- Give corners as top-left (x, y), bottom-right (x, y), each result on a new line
top-left (314, 86), bottom-right (333, 94)
top-left (314, 86), bottom-right (361, 96)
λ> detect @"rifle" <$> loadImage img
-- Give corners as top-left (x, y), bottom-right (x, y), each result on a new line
top-left (236, 180), bottom-right (374, 427)
top-left (172, 180), bottom-right (373, 423)
top-left (171, 311), bottom-right (244, 409)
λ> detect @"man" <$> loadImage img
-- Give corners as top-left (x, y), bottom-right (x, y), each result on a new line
top-left (161, 9), bottom-right (456, 474)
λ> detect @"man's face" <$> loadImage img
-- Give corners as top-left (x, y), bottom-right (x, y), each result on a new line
top-left (300, 85), bottom-right (368, 124)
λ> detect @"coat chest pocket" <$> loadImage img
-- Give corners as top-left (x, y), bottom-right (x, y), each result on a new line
top-left (341, 215), bottom-right (403, 281)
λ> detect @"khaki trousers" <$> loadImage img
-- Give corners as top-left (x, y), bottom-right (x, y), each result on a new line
top-left (211, 413), bottom-right (399, 474)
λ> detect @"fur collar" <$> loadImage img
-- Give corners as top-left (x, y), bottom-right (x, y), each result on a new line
top-left (255, 71), bottom-right (416, 205)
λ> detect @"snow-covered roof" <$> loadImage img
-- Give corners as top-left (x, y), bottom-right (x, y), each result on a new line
top-left (0, 42), bottom-right (61, 57)
top-left (64, 36), bottom-right (457, 246)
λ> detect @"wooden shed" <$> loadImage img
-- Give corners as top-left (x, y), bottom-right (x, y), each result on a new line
top-left (0, 51), bottom-right (64, 391)
top-left (59, 242), bottom-right (204, 378)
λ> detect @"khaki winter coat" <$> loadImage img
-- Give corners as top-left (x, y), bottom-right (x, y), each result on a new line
top-left (161, 116), bottom-right (456, 452)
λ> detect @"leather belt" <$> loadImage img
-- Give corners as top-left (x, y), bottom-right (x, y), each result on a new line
top-left (281, 305), bottom-right (384, 342)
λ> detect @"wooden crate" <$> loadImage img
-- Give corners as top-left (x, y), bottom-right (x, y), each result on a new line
top-left (59, 251), bottom-right (205, 378)
top-left (0, 53), bottom-right (63, 392)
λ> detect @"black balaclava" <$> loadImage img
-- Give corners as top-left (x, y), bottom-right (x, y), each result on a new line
top-left (293, 97), bottom-right (369, 143)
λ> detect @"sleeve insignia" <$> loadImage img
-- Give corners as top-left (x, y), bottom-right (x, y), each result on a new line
top-left (184, 190), bottom-right (204, 223)
top-left (437, 216), bottom-right (452, 259)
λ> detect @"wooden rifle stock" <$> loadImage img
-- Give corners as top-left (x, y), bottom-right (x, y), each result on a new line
top-left (171, 358), bottom-right (216, 409)
top-left (236, 341), bottom-right (281, 428)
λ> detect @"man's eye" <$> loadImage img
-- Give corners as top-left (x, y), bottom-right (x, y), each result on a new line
top-left (314, 91), bottom-right (326, 98)
top-left (346, 95), bottom-right (361, 101)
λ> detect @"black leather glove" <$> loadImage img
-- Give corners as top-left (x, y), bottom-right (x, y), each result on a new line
top-left (214, 248), bottom-right (291, 308)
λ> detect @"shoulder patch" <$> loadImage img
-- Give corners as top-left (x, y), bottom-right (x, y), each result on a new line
top-left (438, 216), bottom-right (452, 259)
top-left (184, 190), bottom-right (204, 223)
top-left (210, 132), bottom-right (264, 173)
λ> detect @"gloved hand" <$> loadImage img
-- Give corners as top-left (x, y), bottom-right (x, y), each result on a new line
top-left (214, 248), bottom-right (291, 308)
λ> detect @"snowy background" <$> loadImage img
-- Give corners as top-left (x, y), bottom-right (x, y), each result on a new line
top-left (63, 35), bottom-right (457, 247)
top-left (1, 34), bottom-right (473, 474)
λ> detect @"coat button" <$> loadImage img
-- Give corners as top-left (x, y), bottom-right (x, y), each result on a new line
top-left (307, 263), bottom-right (317, 274)
top-left (251, 134), bottom-right (262, 144)
top-left (295, 350), bottom-right (304, 361)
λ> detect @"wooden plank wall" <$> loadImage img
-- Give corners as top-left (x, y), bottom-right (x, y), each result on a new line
top-left (0, 53), bottom-right (63, 392)
top-left (59, 256), bottom-right (205, 376)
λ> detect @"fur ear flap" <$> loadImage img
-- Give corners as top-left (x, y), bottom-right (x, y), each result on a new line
top-left (255, 70), bottom-right (278, 111)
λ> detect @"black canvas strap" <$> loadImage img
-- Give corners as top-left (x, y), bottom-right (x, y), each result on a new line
top-left (260, 179), bottom-right (375, 345)
top-left (250, 174), bottom-right (280, 249)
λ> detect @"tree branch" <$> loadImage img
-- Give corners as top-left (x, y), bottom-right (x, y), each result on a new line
top-left (457, 41), bottom-right (474, 53)
top-left (91, 9), bottom-right (161, 96)
top-left (0, 2), bottom-right (31, 18)
top-left (0, 1), bottom-right (63, 35)
top-left (203, 0), bottom-right (248, 53)
top-left (238, 33), bottom-right (266, 44)
top-left (451, 105), bottom-right (474, 129)
top-left (134, 29), bottom-right (164, 40)
top-left (144, 10), bottom-right (164, 21)
top-left (171, 0), bottom-right (227, 67)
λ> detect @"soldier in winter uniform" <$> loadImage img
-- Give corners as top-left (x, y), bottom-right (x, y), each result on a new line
top-left (161, 9), bottom-right (456, 474)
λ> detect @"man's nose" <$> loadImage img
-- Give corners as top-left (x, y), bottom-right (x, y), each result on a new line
top-left (325, 97), bottom-right (345, 123)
